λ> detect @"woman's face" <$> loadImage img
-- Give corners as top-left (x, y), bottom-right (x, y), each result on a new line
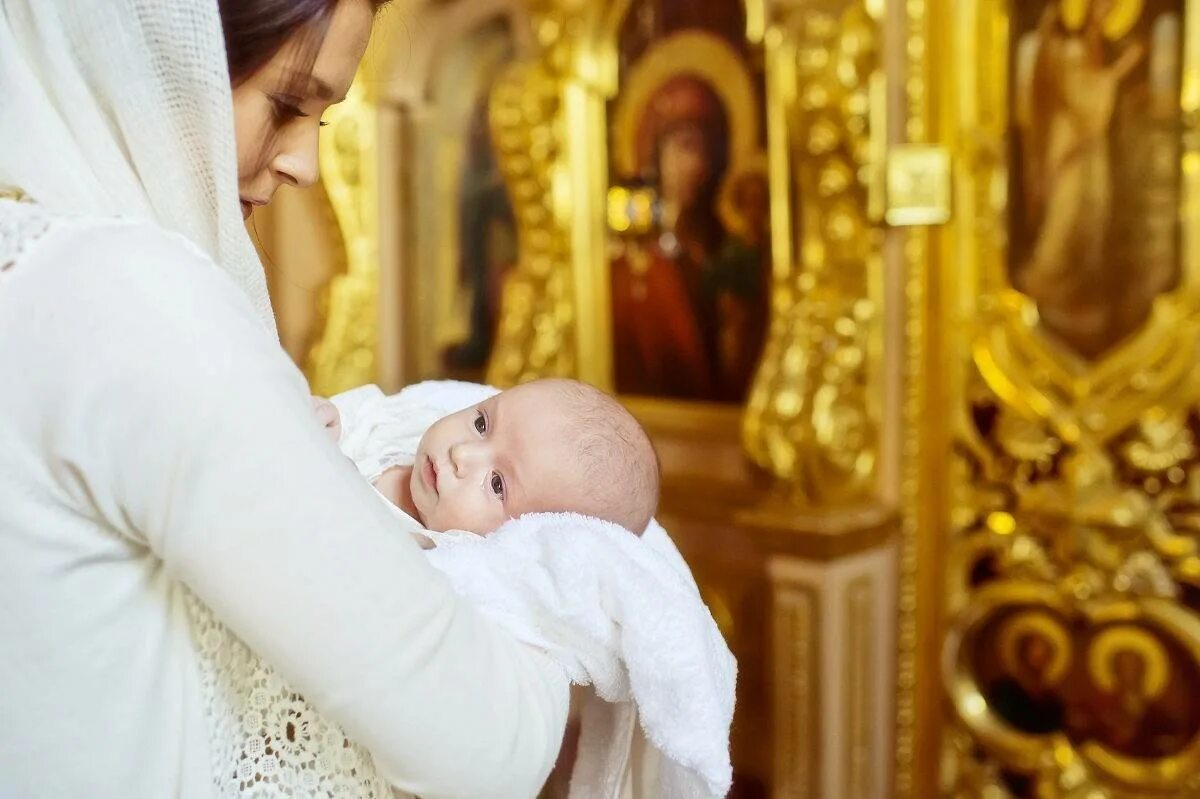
top-left (658, 125), bottom-right (711, 208)
top-left (231, 0), bottom-right (374, 218)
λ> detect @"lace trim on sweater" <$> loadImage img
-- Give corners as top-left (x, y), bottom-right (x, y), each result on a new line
top-left (184, 592), bottom-right (392, 797)
top-left (0, 194), bottom-right (52, 279)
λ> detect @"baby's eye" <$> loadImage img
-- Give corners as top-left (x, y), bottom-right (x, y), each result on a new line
top-left (490, 472), bottom-right (505, 499)
top-left (474, 410), bottom-right (487, 435)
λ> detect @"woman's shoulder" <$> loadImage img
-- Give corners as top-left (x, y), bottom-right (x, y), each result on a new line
top-left (1, 199), bottom-right (280, 373)
top-left (2, 199), bottom-right (254, 312)
top-left (4, 199), bottom-right (204, 267)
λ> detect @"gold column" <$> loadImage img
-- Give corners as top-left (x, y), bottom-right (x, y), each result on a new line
top-left (737, 3), bottom-right (921, 796)
top-left (893, 0), bottom-right (943, 793)
top-left (306, 74), bottom-right (381, 396)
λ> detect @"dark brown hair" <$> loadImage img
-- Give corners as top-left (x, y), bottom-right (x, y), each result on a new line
top-left (218, 0), bottom-right (389, 87)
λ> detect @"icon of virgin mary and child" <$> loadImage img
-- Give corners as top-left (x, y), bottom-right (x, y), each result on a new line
top-left (609, 33), bottom-right (770, 402)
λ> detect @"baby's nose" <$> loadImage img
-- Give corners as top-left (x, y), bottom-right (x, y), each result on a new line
top-left (449, 440), bottom-right (488, 475)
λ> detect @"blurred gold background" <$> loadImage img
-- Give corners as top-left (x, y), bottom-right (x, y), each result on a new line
top-left (252, 0), bottom-right (1200, 795)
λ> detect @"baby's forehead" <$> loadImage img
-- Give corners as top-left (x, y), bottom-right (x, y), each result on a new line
top-left (501, 382), bottom-right (590, 428)
top-left (504, 380), bottom-right (572, 407)
top-left (502, 386), bottom-right (598, 454)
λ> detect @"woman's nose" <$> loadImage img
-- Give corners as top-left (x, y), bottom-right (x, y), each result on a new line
top-left (271, 126), bottom-right (320, 189)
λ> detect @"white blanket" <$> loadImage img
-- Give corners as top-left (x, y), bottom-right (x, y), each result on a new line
top-left (331, 382), bottom-right (736, 798)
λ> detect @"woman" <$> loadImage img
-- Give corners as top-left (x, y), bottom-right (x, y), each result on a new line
top-left (0, 2), bottom-right (567, 797)
top-left (610, 76), bottom-right (728, 399)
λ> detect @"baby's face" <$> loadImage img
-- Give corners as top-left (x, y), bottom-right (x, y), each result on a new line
top-left (410, 383), bottom-right (585, 533)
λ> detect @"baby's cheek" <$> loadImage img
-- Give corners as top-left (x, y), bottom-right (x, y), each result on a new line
top-left (435, 498), bottom-right (507, 535)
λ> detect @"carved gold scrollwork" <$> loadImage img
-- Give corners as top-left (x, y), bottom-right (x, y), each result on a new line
top-left (741, 0), bottom-right (884, 504)
top-left (946, 331), bottom-right (1200, 793)
top-left (484, 0), bottom-right (620, 388)
top-left (307, 79), bottom-right (379, 396)
top-left (484, 55), bottom-right (576, 386)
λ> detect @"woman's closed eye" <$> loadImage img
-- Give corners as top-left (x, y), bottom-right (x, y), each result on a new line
top-left (269, 94), bottom-right (329, 127)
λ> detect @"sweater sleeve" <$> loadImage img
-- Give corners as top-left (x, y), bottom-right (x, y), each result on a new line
top-left (7, 219), bottom-right (567, 798)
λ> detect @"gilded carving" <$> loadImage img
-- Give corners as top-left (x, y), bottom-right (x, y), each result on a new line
top-left (741, 0), bottom-right (884, 503)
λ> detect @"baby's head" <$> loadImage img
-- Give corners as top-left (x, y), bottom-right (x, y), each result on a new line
top-left (410, 379), bottom-right (659, 536)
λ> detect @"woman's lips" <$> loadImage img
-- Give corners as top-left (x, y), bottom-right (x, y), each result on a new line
top-left (240, 199), bottom-right (252, 219)
top-left (421, 455), bottom-right (438, 494)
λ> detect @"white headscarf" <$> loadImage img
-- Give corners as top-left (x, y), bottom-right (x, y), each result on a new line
top-left (0, 0), bottom-right (275, 331)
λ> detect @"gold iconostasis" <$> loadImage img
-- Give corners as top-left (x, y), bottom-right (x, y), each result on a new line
top-left (251, 0), bottom-right (1200, 796)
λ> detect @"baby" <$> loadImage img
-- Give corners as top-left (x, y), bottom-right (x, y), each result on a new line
top-left (316, 380), bottom-right (735, 798)
top-left (314, 378), bottom-right (660, 538)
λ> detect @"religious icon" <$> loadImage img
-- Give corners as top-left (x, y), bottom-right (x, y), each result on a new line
top-left (441, 94), bottom-right (517, 376)
top-left (406, 18), bottom-right (519, 383)
top-left (1009, 0), bottom-right (1181, 359)
top-left (984, 611), bottom-right (1073, 735)
top-left (607, 3), bottom-right (770, 402)
top-left (713, 157), bottom-right (771, 396)
top-left (1081, 624), bottom-right (1200, 758)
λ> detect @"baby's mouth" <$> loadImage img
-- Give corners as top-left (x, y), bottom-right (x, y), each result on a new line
top-left (421, 455), bottom-right (439, 495)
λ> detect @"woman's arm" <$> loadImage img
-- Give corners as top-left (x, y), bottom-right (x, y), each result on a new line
top-left (10, 221), bottom-right (567, 798)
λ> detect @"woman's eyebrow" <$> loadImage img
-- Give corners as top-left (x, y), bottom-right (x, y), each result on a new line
top-left (282, 71), bottom-right (341, 103)
top-left (308, 75), bottom-right (339, 102)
